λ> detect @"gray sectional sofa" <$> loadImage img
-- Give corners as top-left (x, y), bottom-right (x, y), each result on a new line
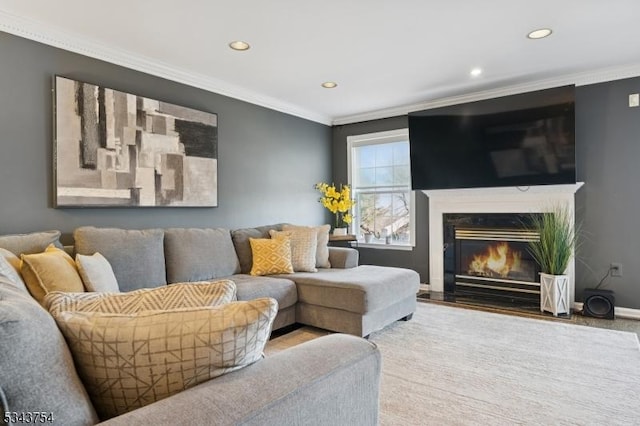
top-left (73, 223), bottom-right (421, 337)
top-left (0, 277), bottom-right (381, 426)
top-left (1, 224), bottom-right (420, 425)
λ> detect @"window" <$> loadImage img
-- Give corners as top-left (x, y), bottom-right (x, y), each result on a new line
top-left (348, 129), bottom-right (414, 249)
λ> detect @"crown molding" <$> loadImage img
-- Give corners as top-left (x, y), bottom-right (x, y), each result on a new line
top-left (332, 63), bottom-right (640, 126)
top-left (3, 9), bottom-right (640, 128)
top-left (0, 10), bottom-right (333, 125)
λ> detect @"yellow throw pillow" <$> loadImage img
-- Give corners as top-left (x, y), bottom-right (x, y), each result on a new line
top-left (51, 297), bottom-right (278, 419)
top-left (269, 229), bottom-right (317, 272)
top-left (20, 245), bottom-right (85, 304)
top-left (249, 237), bottom-right (294, 276)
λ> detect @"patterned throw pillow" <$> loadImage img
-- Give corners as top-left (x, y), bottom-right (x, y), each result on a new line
top-left (52, 297), bottom-right (278, 419)
top-left (269, 229), bottom-right (317, 272)
top-left (249, 237), bottom-right (294, 276)
top-left (20, 245), bottom-right (85, 304)
top-left (75, 252), bottom-right (120, 292)
top-left (44, 280), bottom-right (237, 316)
top-left (283, 224), bottom-right (331, 268)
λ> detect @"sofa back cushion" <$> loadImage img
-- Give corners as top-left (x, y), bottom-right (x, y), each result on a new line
top-left (74, 227), bottom-right (166, 292)
top-left (231, 224), bottom-right (286, 274)
top-left (0, 230), bottom-right (63, 255)
top-left (164, 228), bottom-right (240, 283)
top-left (0, 279), bottom-right (98, 425)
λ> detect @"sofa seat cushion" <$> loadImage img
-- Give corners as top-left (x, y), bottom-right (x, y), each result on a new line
top-left (228, 274), bottom-right (297, 310)
top-left (284, 265), bottom-right (420, 314)
top-left (164, 228), bottom-right (240, 283)
top-left (0, 280), bottom-right (99, 425)
top-left (74, 227), bottom-right (166, 292)
top-left (52, 298), bottom-right (278, 420)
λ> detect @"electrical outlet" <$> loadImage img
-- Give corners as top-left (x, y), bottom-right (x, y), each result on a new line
top-left (630, 93), bottom-right (640, 107)
top-left (610, 262), bottom-right (623, 277)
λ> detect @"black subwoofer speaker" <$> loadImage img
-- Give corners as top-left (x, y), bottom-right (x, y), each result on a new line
top-left (583, 289), bottom-right (615, 319)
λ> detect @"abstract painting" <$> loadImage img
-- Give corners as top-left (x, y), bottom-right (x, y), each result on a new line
top-left (54, 76), bottom-right (218, 207)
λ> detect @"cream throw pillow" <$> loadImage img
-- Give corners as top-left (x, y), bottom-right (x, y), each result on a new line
top-left (0, 248), bottom-right (28, 293)
top-left (20, 245), bottom-right (85, 304)
top-left (52, 297), bottom-right (278, 419)
top-left (75, 252), bottom-right (120, 292)
top-left (249, 237), bottom-right (294, 276)
top-left (269, 229), bottom-right (317, 272)
top-left (283, 224), bottom-right (331, 268)
top-left (44, 280), bottom-right (237, 316)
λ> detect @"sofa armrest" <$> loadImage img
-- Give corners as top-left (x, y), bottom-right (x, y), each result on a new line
top-left (328, 247), bottom-right (359, 269)
top-left (99, 334), bottom-right (380, 426)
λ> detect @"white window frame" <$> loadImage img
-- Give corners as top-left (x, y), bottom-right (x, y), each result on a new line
top-left (347, 128), bottom-right (415, 251)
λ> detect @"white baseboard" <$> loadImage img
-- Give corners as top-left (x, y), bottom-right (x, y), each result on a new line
top-left (419, 284), bottom-right (431, 292)
top-left (573, 302), bottom-right (640, 320)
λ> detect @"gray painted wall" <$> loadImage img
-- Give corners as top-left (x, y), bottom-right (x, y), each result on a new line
top-left (332, 117), bottom-right (430, 282)
top-left (575, 76), bottom-right (640, 309)
top-left (0, 32), bottom-right (331, 244)
top-left (333, 78), bottom-right (640, 310)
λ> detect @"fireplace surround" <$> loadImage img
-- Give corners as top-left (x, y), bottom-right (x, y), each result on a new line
top-left (423, 183), bottom-right (584, 307)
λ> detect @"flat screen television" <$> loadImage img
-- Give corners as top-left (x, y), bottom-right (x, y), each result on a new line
top-left (409, 85), bottom-right (576, 191)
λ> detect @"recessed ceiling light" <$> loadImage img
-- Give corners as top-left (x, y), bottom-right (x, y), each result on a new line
top-left (321, 81), bottom-right (338, 89)
top-left (527, 28), bottom-right (552, 39)
top-left (229, 40), bottom-right (250, 51)
top-left (470, 67), bottom-right (483, 77)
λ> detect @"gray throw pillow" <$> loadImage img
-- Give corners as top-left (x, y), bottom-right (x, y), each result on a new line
top-left (0, 248), bottom-right (28, 293)
top-left (164, 228), bottom-right (240, 283)
top-left (0, 279), bottom-right (98, 425)
top-left (0, 230), bottom-right (62, 256)
top-left (75, 252), bottom-right (120, 293)
top-left (74, 227), bottom-right (166, 292)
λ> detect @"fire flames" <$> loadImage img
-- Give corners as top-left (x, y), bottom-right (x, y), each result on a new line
top-left (468, 242), bottom-right (522, 278)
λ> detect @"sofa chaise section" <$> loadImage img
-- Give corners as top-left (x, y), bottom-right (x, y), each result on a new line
top-left (288, 265), bottom-right (421, 337)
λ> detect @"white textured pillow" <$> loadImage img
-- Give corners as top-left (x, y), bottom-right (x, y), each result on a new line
top-left (52, 297), bottom-right (278, 419)
top-left (75, 252), bottom-right (120, 292)
top-left (44, 280), bottom-right (237, 316)
top-left (269, 229), bottom-right (317, 272)
top-left (283, 224), bottom-right (331, 268)
top-left (0, 248), bottom-right (28, 293)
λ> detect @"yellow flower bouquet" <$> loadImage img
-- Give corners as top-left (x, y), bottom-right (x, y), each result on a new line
top-left (315, 182), bottom-right (355, 231)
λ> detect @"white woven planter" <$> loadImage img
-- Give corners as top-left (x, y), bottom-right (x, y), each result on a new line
top-left (540, 273), bottom-right (570, 316)
top-left (332, 227), bottom-right (347, 236)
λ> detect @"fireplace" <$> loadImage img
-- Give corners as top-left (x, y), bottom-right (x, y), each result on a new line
top-left (422, 183), bottom-right (583, 308)
top-left (444, 213), bottom-right (541, 303)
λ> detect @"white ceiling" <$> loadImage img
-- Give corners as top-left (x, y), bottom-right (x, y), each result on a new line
top-left (1, 0), bottom-right (640, 125)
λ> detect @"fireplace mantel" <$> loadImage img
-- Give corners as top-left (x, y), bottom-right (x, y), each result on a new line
top-left (423, 183), bottom-right (584, 305)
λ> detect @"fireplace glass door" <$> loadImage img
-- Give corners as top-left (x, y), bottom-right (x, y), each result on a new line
top-left (455, 227), bottom-right (540, 301)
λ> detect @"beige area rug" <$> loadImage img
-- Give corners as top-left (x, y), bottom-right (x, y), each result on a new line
top-left (265, 303), bottom-right (640, 425)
